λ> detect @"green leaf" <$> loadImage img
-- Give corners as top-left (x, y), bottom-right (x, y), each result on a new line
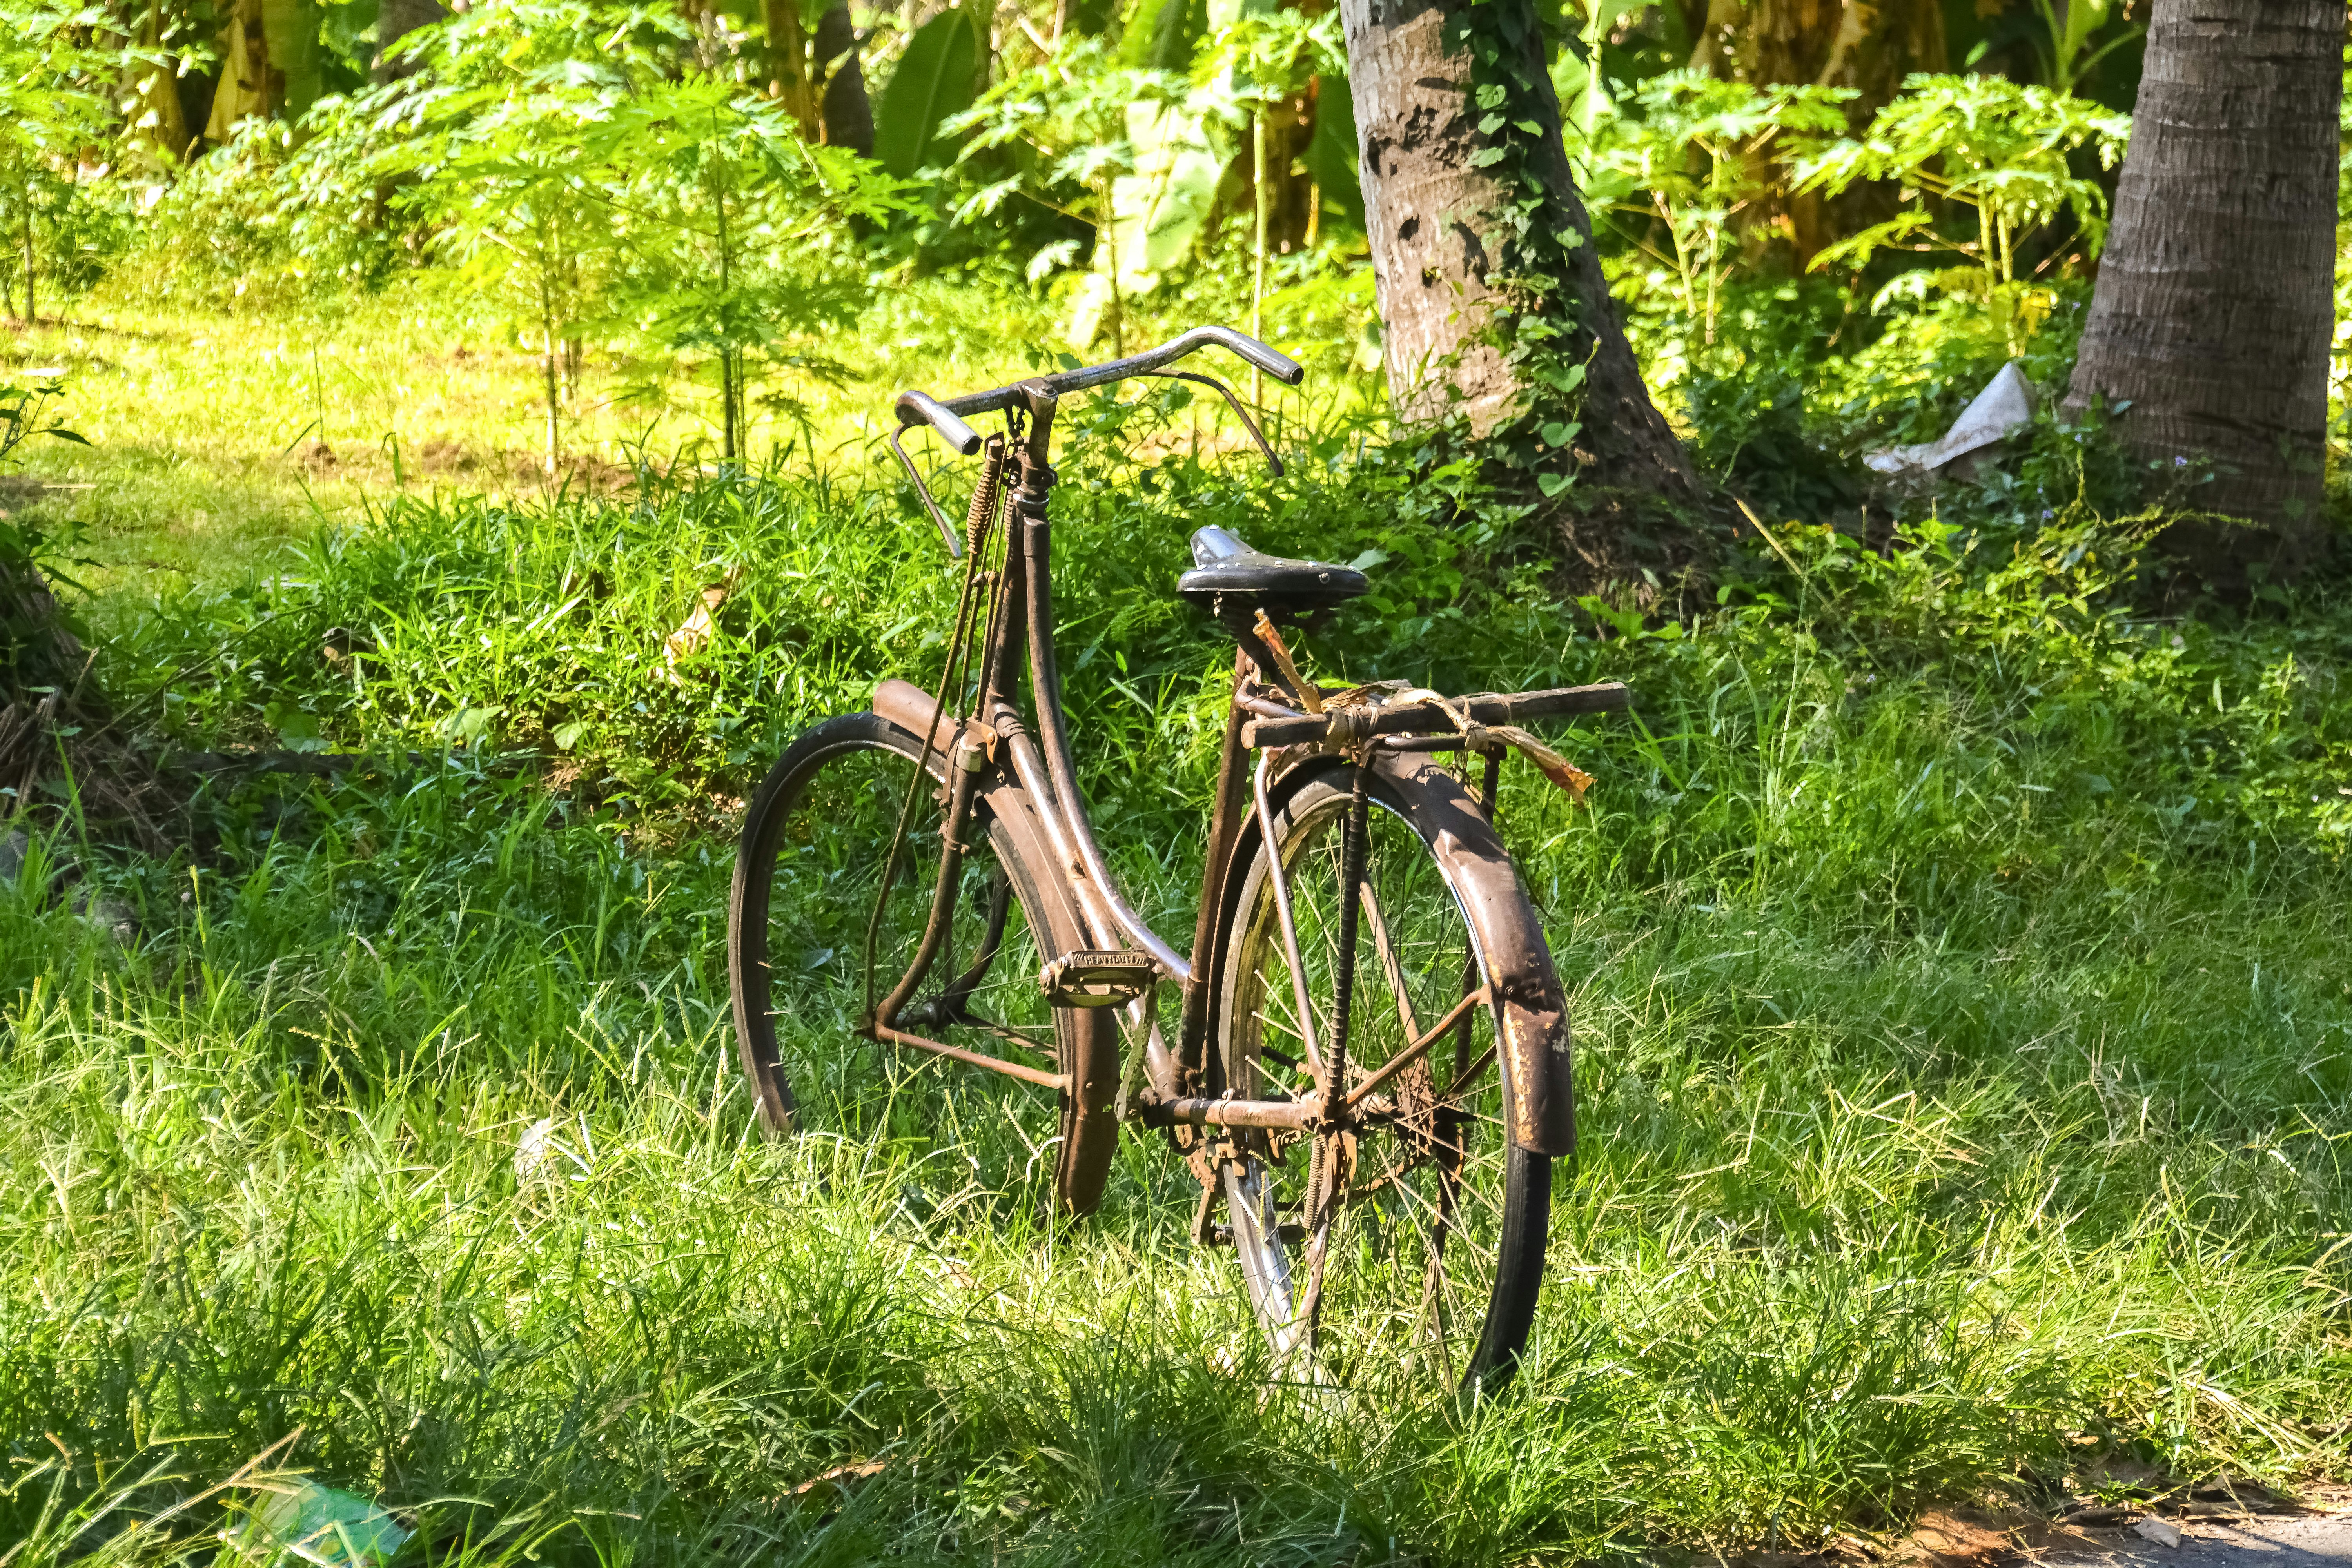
top-left (1111, 101), bottom-right (1225, 276)
top-left (876, 6), bottom-right (984, 178)
top-left (1535, 361), bottom-right (1586, 396)
top-left (1537, 470), bottom-right (1573, 498)
top-left (1303, 69), bottom-right (1361, 232)
top-left (552, 720), bottom-right (590, 751)
top-left (1118, 0), bottom-right (1204, 70)
top-left (260, 0), bottom-right (323, 118)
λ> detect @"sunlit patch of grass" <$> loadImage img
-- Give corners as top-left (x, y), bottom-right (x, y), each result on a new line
top-left (0, 269), bottom-right (1377, 610)
top-left (8, 308), bottom-right (2352, 1562)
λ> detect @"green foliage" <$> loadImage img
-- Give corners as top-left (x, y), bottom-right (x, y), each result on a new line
top-left (1796, 74), bottom-right (2129, 352)
top-left (1193, 7), bottom-right (1343, 117)
top-left (111, 118), bottom-right (399, 311)
top-left (293, 0), bottom-right (903, 459)
top-left (0, 0), bottom-right (159, 316)
top-left (1302, 66), bottom-right (1362, 234)
top-left (948, 39), bottom-right (1191, 342)
top-left (1117, 0), bottom-right (1205, 72)
top-left (581, 81), bottom-right (903, 451)
top-left (874, 4), bottom-right (987, 179)
top-left (2022, 0), bottom-right (2144, 99)
top-left (0, 373), bottom-right (89, 690)
top-left (1585, 71), bottom-right (1852, 357)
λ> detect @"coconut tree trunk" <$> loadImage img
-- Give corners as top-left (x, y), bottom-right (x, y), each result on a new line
top-left (1339, 0), bottom-right (1698, 501)
top-left (2062, 0), bottom-right (2339, 587)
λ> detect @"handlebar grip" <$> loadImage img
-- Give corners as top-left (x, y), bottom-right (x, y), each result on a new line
top-left (1203, 326), bottom-right (1304, 387)
top-left (894, 390), bottom-right (983, 456)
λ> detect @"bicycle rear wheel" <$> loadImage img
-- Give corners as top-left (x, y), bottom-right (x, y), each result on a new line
top-left (729, 711), bottom-right (1120, 1216)
top-left (1213, 760), bottom-right (1557, 1389)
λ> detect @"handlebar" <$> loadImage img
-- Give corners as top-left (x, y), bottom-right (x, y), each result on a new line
top-left (893, 324), bottom-right (1302, 450)
top-left (897, 390), bottom-right (982, 456)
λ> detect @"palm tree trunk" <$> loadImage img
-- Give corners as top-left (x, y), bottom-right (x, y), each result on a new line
top-left (2062, 0), bottom-right (2340, 587)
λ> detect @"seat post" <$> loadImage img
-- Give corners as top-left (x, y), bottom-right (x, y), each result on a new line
top-left (1014, 380), bottom-right (1058, 499)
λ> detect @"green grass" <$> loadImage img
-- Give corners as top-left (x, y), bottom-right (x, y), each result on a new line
top-left (5, 297), bottom-right (2352, 1566)
top-left (0, 265), bottom-right (1377, 607)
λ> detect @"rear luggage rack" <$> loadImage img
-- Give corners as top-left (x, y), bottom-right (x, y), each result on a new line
top-left (1241, 681), bottom-right (1633, 749)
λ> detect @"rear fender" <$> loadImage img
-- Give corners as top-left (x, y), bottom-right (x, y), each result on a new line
top-left (1217, 752), bottom-right (1576, 1157)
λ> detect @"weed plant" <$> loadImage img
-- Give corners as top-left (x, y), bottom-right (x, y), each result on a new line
top-left (6, 386), bottom-right (2352, 1566)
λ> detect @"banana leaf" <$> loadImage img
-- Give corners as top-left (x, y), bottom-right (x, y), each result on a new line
top-left (1117, 0), bottom-right (1202, 71)
top-left (260, 0), bottom-right (321, 118)
top-left (875, 5), bottom-right (984, 177)
top-left (1304, 70), bottom-right (1360, 233)
top-left (1108, 98), bottom-right (1221, 280)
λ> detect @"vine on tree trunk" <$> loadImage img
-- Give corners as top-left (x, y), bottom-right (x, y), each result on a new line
top-left (1447, 0), bottom-right (1599, 499)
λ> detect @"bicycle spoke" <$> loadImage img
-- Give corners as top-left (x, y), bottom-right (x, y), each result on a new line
top-left (1220, 770), bottom-right (1546, 1389)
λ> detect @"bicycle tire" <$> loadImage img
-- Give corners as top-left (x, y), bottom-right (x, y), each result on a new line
top-left (1209, 755), bottom-right (1559, 1389)
top-left (728, 711), bottom-right (1122, 1216)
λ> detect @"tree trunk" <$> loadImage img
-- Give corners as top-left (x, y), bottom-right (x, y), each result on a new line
top-left (372, 0), bottom-right (444, 82)
top-left (1688, 0), bottom-right (1944, 99)
top-left (763, 0), bottom-right (819, 139)
top-left (1339, 0), bottom-right (1698, 501)
top-left (813, 4), bottom-right (874, 156)
top-left (2062, 0), bottom-right (2339, 587)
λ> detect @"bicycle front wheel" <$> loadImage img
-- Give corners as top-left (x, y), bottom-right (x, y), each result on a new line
top-left (728, 711), bottom-right (1121, 1216)
top-left (1213, 758), bottom-right (1559, 1390)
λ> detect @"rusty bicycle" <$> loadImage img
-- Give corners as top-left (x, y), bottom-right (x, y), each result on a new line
top-left (728, 325), bottom-right (1629, 1387)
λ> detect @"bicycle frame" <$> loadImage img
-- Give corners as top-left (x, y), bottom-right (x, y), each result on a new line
top-left (868, 380), bottom-right (1212, 1094)
top-left (864, 369), bottom-right (1615, 1160)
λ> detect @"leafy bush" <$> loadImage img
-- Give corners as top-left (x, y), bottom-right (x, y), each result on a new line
top-left (0, 376), bottom-right (89, 695)
top-left (112, 119), bottom-right (400, 312)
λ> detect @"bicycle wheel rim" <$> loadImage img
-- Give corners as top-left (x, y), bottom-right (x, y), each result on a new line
top-left (1216, 768), bottom-right (1550, 1389)
top-left (729, 713), bottom-right (1113, 1212)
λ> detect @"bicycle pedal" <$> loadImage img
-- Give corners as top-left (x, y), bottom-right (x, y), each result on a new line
top-left (1040, 949), bottom-right (1156, 1007)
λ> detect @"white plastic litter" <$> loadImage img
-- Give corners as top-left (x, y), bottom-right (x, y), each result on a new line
top-left (515, 1117), bottom-right (556, 1183)
top-left (1864, 361), bottom-right (2036, 479)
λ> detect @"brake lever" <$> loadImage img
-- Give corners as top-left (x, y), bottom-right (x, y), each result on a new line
top-left (888, 425), bottom-right (963, 557)
top-left (1145, 370), bottom-right (1284, 479)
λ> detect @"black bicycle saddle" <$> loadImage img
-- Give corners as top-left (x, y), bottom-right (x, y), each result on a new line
top-left (1176, 525), bottom-right (1369, 613)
